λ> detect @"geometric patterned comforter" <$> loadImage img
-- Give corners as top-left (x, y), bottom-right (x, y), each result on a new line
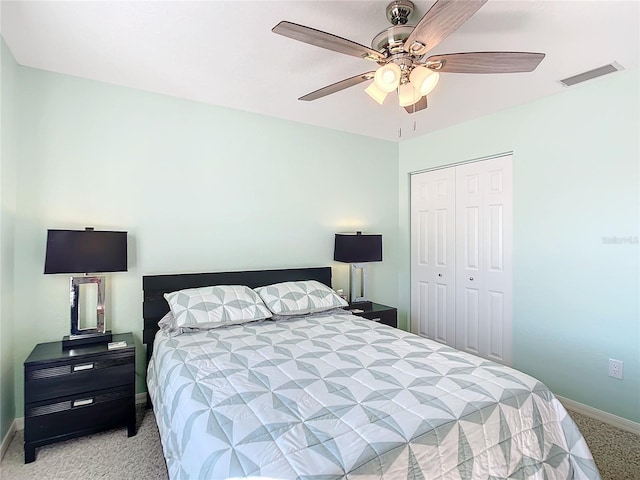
top-left (147, 310), bottom-right (601, 480)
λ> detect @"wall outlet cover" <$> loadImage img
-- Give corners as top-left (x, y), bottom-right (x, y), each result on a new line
top-left (608, 358), bottom-right (624, 380)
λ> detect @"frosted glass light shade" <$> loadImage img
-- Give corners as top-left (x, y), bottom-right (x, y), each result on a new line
top-left (374, 63), bottom-right (402, 92)
top-left (398, 83), bottom-right (421, 107)
top-left (409, 66), bottom-right (440, 96)
top-left (364, 82), bottom-right (388, 104)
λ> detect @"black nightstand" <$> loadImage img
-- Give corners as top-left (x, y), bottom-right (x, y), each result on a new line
top-left (346, 303), bottom-right (398, 328)
top-left (23, 332), bottom-right (136, 463)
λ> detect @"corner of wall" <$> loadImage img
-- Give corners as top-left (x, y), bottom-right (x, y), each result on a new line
top-left (0, 35), bottom-right (18, 444)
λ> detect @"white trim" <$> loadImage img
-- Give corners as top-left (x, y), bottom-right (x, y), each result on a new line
top-left (1, 419), bottom-right (18, 461)
top-left (408, 151), bottom-right (514, 176)
top-left (557, 395), bottom-right (640, 435)
top-left (15, 417), bottom-right (23, 431)
top-left (136, 392), bottom-right (148, 405)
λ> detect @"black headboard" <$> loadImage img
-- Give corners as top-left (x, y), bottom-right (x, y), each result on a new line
top-left (142, 266), bottom-right (333, 362)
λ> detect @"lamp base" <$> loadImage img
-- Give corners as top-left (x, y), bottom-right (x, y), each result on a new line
top-left (62, 331), bottom-right (113, 349)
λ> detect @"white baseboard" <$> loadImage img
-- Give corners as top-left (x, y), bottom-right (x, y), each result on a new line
top-left (1, 418), bottom-right (18, 461)
top-left (557, 395), bottom-right (640, 435)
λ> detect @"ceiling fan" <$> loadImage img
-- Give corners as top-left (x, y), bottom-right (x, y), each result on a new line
top-left (272, 0), bottom-right (545, 114)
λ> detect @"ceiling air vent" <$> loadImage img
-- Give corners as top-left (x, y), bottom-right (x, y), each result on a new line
top-left (559, 62), bottom-right (624, 87)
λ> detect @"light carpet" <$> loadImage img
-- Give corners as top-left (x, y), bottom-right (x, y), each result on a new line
top-left (0, 406), bottom-right (168, 480)
top-left (1, 406), bottom-right (638, 479)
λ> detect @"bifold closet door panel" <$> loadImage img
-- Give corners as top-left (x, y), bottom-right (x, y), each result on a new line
top-left (455, 155), bottom-right (513, 365)
top-left (410, 167), bottom-right (456, 347)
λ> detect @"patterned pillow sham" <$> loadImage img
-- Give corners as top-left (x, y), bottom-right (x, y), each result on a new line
top-left (164, 285), bottom-right (272, 329)
top-left (254, 280), bottom-right (348, 316)
top-left (157, 311), bottom-right (190, 337)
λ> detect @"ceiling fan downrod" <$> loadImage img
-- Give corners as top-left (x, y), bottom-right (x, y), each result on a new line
top-left (386, 0), bottom-right (415, 26)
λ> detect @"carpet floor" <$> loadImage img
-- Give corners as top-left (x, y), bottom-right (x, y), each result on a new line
top-left (1, 406), bottom-right (638, 479)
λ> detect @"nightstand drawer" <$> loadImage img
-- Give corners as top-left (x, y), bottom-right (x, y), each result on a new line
top-left (357, 309), bottom-right (397, 328)
top-left (347, 303), bottom-right (398, 328)
top-left (24, 385), bottom-right (134, 442)
top-left (25, 351), bottom-right (134, 403)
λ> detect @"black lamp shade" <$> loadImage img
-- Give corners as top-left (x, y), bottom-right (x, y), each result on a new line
top-left (334, 233), bottom-right (382, 263)
top-left (44, 229), bottom-right (128, 274)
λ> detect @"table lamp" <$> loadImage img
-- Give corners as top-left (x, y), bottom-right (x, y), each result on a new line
top-left (334, 231), bottom-right (382, 307)
top-left (44, 227), bottom-right (127, 348)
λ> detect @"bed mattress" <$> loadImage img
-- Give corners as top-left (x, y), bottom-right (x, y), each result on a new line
top-left (147, 310), bottom-right (600, 479)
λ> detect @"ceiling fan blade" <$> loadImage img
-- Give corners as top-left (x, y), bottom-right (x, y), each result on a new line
top-left (404, 96), bottom-right (428, 114)
top-left (299, 72), bottom-right (375, 101)
top-left (273, 21), bottom-right (385, 62)
top-left (426, 52), bottom-right (546, 73)
top-left (404, 0), bottom-right (487, 55)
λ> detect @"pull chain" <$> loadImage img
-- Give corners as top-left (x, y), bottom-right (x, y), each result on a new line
top-left (398, 97), bottom-right (403, 138)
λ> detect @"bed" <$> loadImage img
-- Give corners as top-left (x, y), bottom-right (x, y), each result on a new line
top-left (143, 267), bottom-right (600, 480)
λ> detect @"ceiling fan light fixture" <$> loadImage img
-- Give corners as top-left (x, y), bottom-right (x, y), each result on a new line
top-left (374, 63), bottom-right (402, 92)
top-left (365, 82), bottom-right (389, 105)
top-left (397, 82), bottom-right (421, 107)
top-left (410, 66), bottom-right (440, 96)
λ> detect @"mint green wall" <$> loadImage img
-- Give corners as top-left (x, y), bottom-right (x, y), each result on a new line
top-left (0, 39), bottom-right (18, 442)
top-left (10, 65), bottom-right (398, 416)
top-left (4, 42), bottom-right (638, 428)
top-left (398, 69), bottom-right (640, 422)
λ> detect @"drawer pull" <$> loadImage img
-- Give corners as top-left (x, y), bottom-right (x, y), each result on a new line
top-left (370, 317), bottom-right (381, 322)
top-left (73, 363), bottom-right (94, 372)
top-left (72, 398), bottom-right (94, 408)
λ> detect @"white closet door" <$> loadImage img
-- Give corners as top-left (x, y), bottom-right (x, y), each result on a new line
top-left (455, 155), bottom-right (513, 364)
top-left (410, 155), bottom-right (513, 365)
top-left (410, 168), bottom-right (456, 347)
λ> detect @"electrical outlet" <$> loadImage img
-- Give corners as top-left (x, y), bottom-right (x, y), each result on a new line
top-left (608, 359), bottom-right (624, 380)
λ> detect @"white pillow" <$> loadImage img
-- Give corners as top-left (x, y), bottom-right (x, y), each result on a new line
top-left (157, 311), bottom-right (192, 337)
top-left (164, 285), bottom-right (271, 329)
top-left (255, 280), bottom-right (347, 316)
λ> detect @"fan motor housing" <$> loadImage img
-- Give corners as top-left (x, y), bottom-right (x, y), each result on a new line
top-left (373, 1), bottom-right (417, 56)
top-left (372, 25), bottom-right (414, 55)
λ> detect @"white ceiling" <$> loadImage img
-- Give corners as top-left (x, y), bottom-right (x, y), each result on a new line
top-left (1, 0), bottom-right (638, 142)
